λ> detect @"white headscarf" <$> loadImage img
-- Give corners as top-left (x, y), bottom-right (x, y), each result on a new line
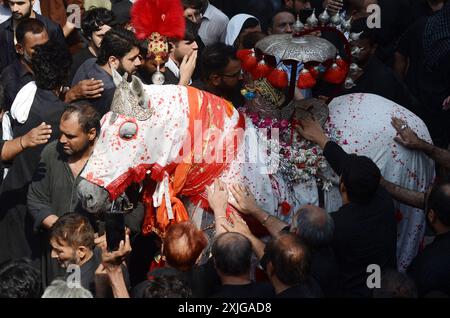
top-left (225, 14), bottom-right (260, 46)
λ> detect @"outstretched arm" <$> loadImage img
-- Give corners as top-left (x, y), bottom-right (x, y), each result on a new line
top-left (1, 122), bottom-right (52, 162)
top-left (380, 178), bottom-right (426, 209)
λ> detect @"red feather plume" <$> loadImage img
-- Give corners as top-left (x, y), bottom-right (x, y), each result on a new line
top-left (237, 49), bottom-right (253, 61)
top-left (131, 0), bottom-right (185, 40)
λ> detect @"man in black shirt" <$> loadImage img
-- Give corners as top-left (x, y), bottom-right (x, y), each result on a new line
top-left (342, 19), bottom-right (420, 114)
top-left (0, 0), bottom-right (66, 71)
top-left (264, 233), bottom-right (323, 298)
top-left (70, 8), bottom-right (114, 82)
top-left (297, 117), bottom-right (397, 297)
top-left (407, 183), bottom-right (450, 297)
top-left (0, 18), bottom-right (47, 111)
top-left (211, 232), bottom-right (275, 298)
top-left (72, 28), bottom-right (142, 116)
top-left (0, 41), bottom-right (70, 265)
top-left (395, 2), bottom-right (450, 148)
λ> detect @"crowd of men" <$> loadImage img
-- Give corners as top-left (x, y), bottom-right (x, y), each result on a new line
top-left (0, 0), bottom-right (449, 299)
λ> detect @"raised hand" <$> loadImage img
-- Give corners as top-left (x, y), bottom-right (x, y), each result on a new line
top-left (179, 50), bottom-right (198, 86)
top-left (229, 184), bottom-right (260, 215)
top-left (207, 179), bottom-right (229, 214)
top-left (297, 117), bottom-right (329, 149)
top-left (21, 122), bottom-right (52, 148)
top-left (391, 117), bottom-right (423, 150)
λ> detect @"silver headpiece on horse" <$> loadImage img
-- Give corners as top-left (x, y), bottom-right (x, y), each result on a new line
top-left (110, 69), bottom-right (153, 122)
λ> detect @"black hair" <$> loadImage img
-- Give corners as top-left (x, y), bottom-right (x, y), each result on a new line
top-left (267, 8), bottom-right (296, 32)
top-left (61, 104), bottom-right (101, 137)
top-left (81, 8), bottom-right (114, 40)
top-left (341, 154), bottom-right (381, 204)
top-left (212, 232), bottom-right (252, 276)
top-left (182, 0), bottom-right (207, 12)
top-left (200, 43), bottom-right (238, 80)
top-left (143, 275), bottom-right (192, 298)
top-left (15, 18), bottom-right (46, 45)
top-left (169, 19), bottom-right (199, 45)
top-left (241, 17), bottom-right (260, 34)
top-left (264, 233), bottom-right (311, 286)
top-left (31, 41), bottom-right (72, 90)
top-left (427, 183), bottom-right (450, 226)
top-left (97, 28), bottom-right (140, 66)
top-left (0, 258), bottom-right (41, 298)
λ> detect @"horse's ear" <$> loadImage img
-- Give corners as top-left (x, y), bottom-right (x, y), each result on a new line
top-left (131, 75), bottom-right (146, 107)
top-left (112, 68), bottom-right (123, 87)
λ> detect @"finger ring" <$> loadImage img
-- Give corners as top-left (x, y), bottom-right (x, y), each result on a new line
top-left (400, 124), bottom-right (408, 130)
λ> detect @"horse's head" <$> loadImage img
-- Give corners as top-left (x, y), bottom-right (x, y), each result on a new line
top-left (78, 71), bottom-right (190, 213)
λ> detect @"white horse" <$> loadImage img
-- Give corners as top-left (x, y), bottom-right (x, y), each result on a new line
top-left (77, 72), bottom-right (434, 271)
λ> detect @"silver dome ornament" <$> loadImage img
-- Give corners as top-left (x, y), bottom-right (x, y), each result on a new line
top-left (318, 8), bottom-right (330, 25)
top-left (349, 63), bottom-right (362, 75)
top-left (349, 31), bottom-right (364, 42)
top-left (344, 77), bottom-right (356, 89)
top-left (293, 15), bottom-right (305, 33)
top-left (330, 12), bottom-right (342, 27)
top-left (341, 16), bottom-right (352, 32)
top-left (351, 46), bottom-right (364, 58)
top-left (152, 65), bottom-right (165, 85)
top-left (306, 9), bottom-right (318, 28)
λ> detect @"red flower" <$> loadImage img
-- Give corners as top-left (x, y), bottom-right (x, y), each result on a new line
top-left (280, 201), bottom-right (291, 216)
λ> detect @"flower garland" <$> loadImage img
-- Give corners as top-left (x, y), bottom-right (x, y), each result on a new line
top-left (246, 111), bottom-right (342, 190)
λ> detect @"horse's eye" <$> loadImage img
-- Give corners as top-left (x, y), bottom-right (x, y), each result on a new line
top-left (119, 121), bottom-right (138, 140)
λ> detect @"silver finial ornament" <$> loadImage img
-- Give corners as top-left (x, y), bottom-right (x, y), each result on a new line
top-left (318, 8), bottom-right (330, 25)
top-left (344, 77), bottom-right (356, 89)
top-left (152, 65), bottom-right (165, 85)
top-left (293, 15), bottom-right (305, 33)
top-left (341, 16), bottom-right (352, 32)
top-left (349, 63), bottom-right (362, 74)
top-left (306, 9), bottom-right (318, 28)
top-left (351, 46), bottom-right (364, 58)
top-left (330, 12), bottom-right (342, 27)
top-left (349, 31), bottom-right (364, 42)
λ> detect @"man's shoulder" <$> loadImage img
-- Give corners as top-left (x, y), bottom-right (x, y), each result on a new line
top-left (0, 17), bottom-right (11, 31)
top-left (207, 4), bottom-right (229, 22)
top-left (41, 140), bottom-right (62, 161)
top-left (36, 13), bottom-right (61, 31)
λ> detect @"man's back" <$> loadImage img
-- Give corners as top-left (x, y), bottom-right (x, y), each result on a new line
top-left (0, 59), bottom-right (33, 111)
top-left (407, 231), bottom-right (450, 297)
top-left (331, 187), bottom-right (397, 297)
top-left (0, 88), bottom-right (66, 264)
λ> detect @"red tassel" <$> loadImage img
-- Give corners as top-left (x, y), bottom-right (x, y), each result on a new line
top-left (323, 63), bottom-right (347, 84)
top-left (252, 60), bottom-right (273, 79)
top-left (242, 53), bottom-right (258, 72)
top-left (308, 66), bottom-right (320, 79)
top-left (297, 69), bottom-right (316, 89)
top-left (237, 49), bottom-right (253, 61)
top-left (336, 55), bottom-right (346, 68)
top-left (268, 68), bottom-right (288, 89)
